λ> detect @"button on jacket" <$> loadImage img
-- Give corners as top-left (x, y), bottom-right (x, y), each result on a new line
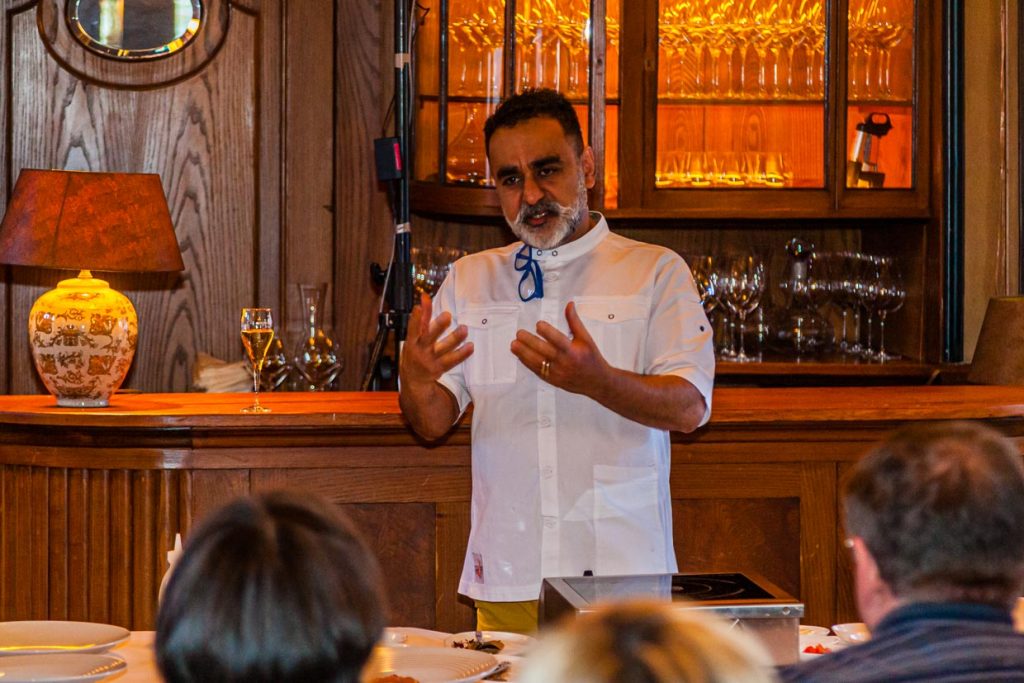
top-left (434, 216), bottom-right (715, 602)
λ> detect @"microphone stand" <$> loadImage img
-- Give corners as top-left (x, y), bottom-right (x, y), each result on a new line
top-left (361, 0), bottom-right (414, 391)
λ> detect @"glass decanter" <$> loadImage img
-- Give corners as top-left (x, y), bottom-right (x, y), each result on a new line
top-left (446, 105), bottom-right (489, 185)
top-left (770, 238), bottom-right (833, 356)
top-left (292, 283), bottom-right (343, 391)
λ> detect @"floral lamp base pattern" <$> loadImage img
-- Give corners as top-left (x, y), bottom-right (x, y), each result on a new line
top-left (28, 273), bottom-right (137, 407)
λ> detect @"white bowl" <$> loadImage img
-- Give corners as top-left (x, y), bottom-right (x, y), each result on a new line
top-left (831, 622), bottom-right (871, 644)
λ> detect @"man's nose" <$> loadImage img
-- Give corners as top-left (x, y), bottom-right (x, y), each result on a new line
top-left (522, 173), bottom-right (544, 205)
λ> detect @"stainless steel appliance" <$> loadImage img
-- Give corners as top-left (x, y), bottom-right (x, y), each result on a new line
top-left (540, 572), bottom-right (803, 666)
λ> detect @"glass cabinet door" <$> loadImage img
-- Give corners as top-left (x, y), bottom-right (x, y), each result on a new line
top-left (414, 0), bottom-right (504, 187)
top-left (845, 0), bottom-right (916, 189)
top-left (654, 0), bottom-right (826, 191)
top-left (413, 0), bottom-right (621, 207)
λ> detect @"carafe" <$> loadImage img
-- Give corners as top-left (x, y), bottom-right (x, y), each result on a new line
top-left (292, 283), bottom-right (343, 390)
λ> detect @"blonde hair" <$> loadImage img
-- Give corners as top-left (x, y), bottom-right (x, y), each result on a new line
top-left (519, 601), bottom-right (778, 683)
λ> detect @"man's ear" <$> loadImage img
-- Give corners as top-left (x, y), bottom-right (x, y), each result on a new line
top-left (852, 537), bottom-right (880, 583)
top-left (581, 146), bottom-right (597, 189)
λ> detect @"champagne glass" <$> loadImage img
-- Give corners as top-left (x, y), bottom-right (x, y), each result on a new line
top-left (240, 308), bottom-right (274, 413)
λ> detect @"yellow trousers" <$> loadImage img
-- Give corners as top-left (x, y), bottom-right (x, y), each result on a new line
top-left (475, 599), bottom-right (539, 635)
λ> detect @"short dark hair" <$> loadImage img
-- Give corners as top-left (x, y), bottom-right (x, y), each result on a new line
top-left (844, 421), bottom-right (1024, 607)
top-left (156, 490), bottom-right (386, 683)
top-left (484, 88), bottom-right (584, 157)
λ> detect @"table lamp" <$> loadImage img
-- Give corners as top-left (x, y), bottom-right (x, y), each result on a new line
top-left (0, 168), bottom-right (184, 407)
top-left (968, 296), bottom-right (1024, 385)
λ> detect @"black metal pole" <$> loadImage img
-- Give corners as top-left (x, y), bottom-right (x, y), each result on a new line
top-left (393, 0), bottom-right (413, 353)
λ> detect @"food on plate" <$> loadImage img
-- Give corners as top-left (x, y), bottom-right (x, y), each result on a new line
top-left (451, 637), bottom-right (505, 654)
top-left (802, 643), bottom-right (832, 655)
top-left (370, 676), bottom-right (420, 683)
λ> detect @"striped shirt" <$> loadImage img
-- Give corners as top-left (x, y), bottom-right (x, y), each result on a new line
top-left (780, 602), bottom-right (1024, 682)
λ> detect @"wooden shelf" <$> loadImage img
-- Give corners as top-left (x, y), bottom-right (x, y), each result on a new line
top-left (716, 357), bottom-right (970, 387)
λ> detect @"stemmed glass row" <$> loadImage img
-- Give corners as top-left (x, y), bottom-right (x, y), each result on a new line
top-left (690, 251), bottom-right (906, 362)
top-left (691, 253), bottom-right (766, 363)
top-left (447, 0), bottom-right (622, 99)
top-left (658, 0), bottom-right (826, 99)
top-left (799, 251), bottom-right (906, 361)
top-left (848, 0), bottom-right (912, 100)
top-left (655, 151), bottom-right (793, 188)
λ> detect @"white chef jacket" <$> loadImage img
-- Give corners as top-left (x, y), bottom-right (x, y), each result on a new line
top-left (433, 215), bottom-right (715, 602)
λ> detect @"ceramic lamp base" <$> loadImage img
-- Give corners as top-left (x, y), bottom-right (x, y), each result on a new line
top-left (28, 271), bottom-right (137, 408)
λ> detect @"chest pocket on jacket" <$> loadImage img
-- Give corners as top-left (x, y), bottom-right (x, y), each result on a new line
top-left (574, 296), bottom-right (649, 373)
top-left (460, 305), bottom-right (519, 386)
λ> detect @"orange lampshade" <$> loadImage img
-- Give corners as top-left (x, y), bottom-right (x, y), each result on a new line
top-left (0, 168), bottom-right (184, 407)
top-left (0, 168), bottom-right (184, 272)
top-left (968, 296), bottom-right (1024, 385)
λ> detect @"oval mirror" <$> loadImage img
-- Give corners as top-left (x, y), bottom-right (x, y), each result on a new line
top-left (67, 0), bottom-right (203, 60)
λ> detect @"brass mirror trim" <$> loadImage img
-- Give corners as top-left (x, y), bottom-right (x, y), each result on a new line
top-left (65, 0), bottom-right (204, 61)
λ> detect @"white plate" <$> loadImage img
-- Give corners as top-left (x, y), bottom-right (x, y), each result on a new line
top-left (798, 624), bottom-right (830, 637)
top-left (381, 627), bottom-right (450, 648)
top-left (444, 631), bottom-right (536, 657)
top-left (0, 622), bottom-right (130, 656)
top-left (363, 645), bottom-right (498, 683)
top-left (0, 653), bottom-right (126, 682)
top-left (799, 635), bottom-right (845, 661)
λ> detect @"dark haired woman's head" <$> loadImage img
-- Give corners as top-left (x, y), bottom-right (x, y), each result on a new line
top-left (484, 88), bottom-right (584, 157)
top-left (155, 491), bottom-right (386, 683)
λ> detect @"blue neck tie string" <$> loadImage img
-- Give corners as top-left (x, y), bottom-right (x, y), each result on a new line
top-left (514, 244), bottom-right (544, 302)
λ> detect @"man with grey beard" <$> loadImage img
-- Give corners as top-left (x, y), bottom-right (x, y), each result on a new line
top-left (399, 89), bottom-right (715, 633)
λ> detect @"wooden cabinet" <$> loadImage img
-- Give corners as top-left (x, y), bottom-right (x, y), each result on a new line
top-left (407, 0), bottom-right (951, 371)
top-left (2, 388), bottom-right (1022, 631)
top-left (411, 0), bottom-right (934, 220)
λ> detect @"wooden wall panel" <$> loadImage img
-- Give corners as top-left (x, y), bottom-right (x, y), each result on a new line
top-left (670, 462), bottom-right (836, 627)
top-left (0, 465), bottom-right (181, 629)
top-left (342, 503), bottom-right (437, 629)
top-left (0, 0), bottom-right (286, 393)
top-left (47, 468), bottom-right (68, 620)
top-left (67, 469), bottom-right (88, 621)
top-left (282, 0), bottom-right (335, 334)
top-left (336, 0), bottom-right (394, 388)
top-left (435, 501), bottom-right (476, 633)
top-left (109, 470), bottom-right (133, 626)
top-left (673, 498), bottom-right (801, 597)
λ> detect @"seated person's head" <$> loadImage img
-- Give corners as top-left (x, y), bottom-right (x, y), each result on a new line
top-left (156, 490), bottom-right (385, 683)
top-left (519, 600), bottom-right (777, 683)
top-left (845, 420), bottom-right (1024, 627)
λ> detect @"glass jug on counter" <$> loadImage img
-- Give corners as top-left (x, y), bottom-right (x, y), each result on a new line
top-left (292, 283), bottom-right (343, 391)
top-left (770, 238), bottom-right (834, 356)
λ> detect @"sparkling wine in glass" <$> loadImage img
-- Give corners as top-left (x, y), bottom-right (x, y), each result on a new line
top-left (240, 307), bottom-right (274, 413)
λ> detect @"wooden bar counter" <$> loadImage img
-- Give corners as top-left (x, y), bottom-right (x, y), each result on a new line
top-left (2, 387), bottom-right (1023, 632)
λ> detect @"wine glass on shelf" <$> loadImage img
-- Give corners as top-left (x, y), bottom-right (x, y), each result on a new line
top-left (873, 257), bottom-right (906, 362)
top-left (834, 252), bottom-right (864, 355)
top-left (689, 255), bottom-right (719, 315)
top-left (411, 246), bottom-right (467, 296)
top-left (240, 307), bottom-right (274, 413)
top-left (718, 254), bottom-right (766, 363)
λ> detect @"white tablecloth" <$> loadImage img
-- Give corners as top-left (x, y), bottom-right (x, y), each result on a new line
top-left (107, 628), bottom-right (522, 682)
top-left (109, 631), bottom-right (159, 682)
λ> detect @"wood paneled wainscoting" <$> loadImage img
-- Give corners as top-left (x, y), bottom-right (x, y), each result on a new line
top-left (1, 387), bottom-right (1023, 632)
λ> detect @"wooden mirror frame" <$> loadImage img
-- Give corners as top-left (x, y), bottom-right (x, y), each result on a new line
top-left (38, 0), bottom-right (233, 88)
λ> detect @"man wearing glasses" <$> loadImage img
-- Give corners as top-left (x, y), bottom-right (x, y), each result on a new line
top-left (399, 89), bottom-right (714, 633)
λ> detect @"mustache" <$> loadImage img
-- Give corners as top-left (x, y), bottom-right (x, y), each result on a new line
top-left (515, 198), bottom-right (571, 225)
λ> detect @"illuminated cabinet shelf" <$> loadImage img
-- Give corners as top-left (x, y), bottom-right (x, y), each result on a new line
top-left (410, 0), bottom-right (933, 221)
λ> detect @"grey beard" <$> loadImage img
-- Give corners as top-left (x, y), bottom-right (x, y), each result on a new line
top-left (507, 175), bottom-right (589, 250)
